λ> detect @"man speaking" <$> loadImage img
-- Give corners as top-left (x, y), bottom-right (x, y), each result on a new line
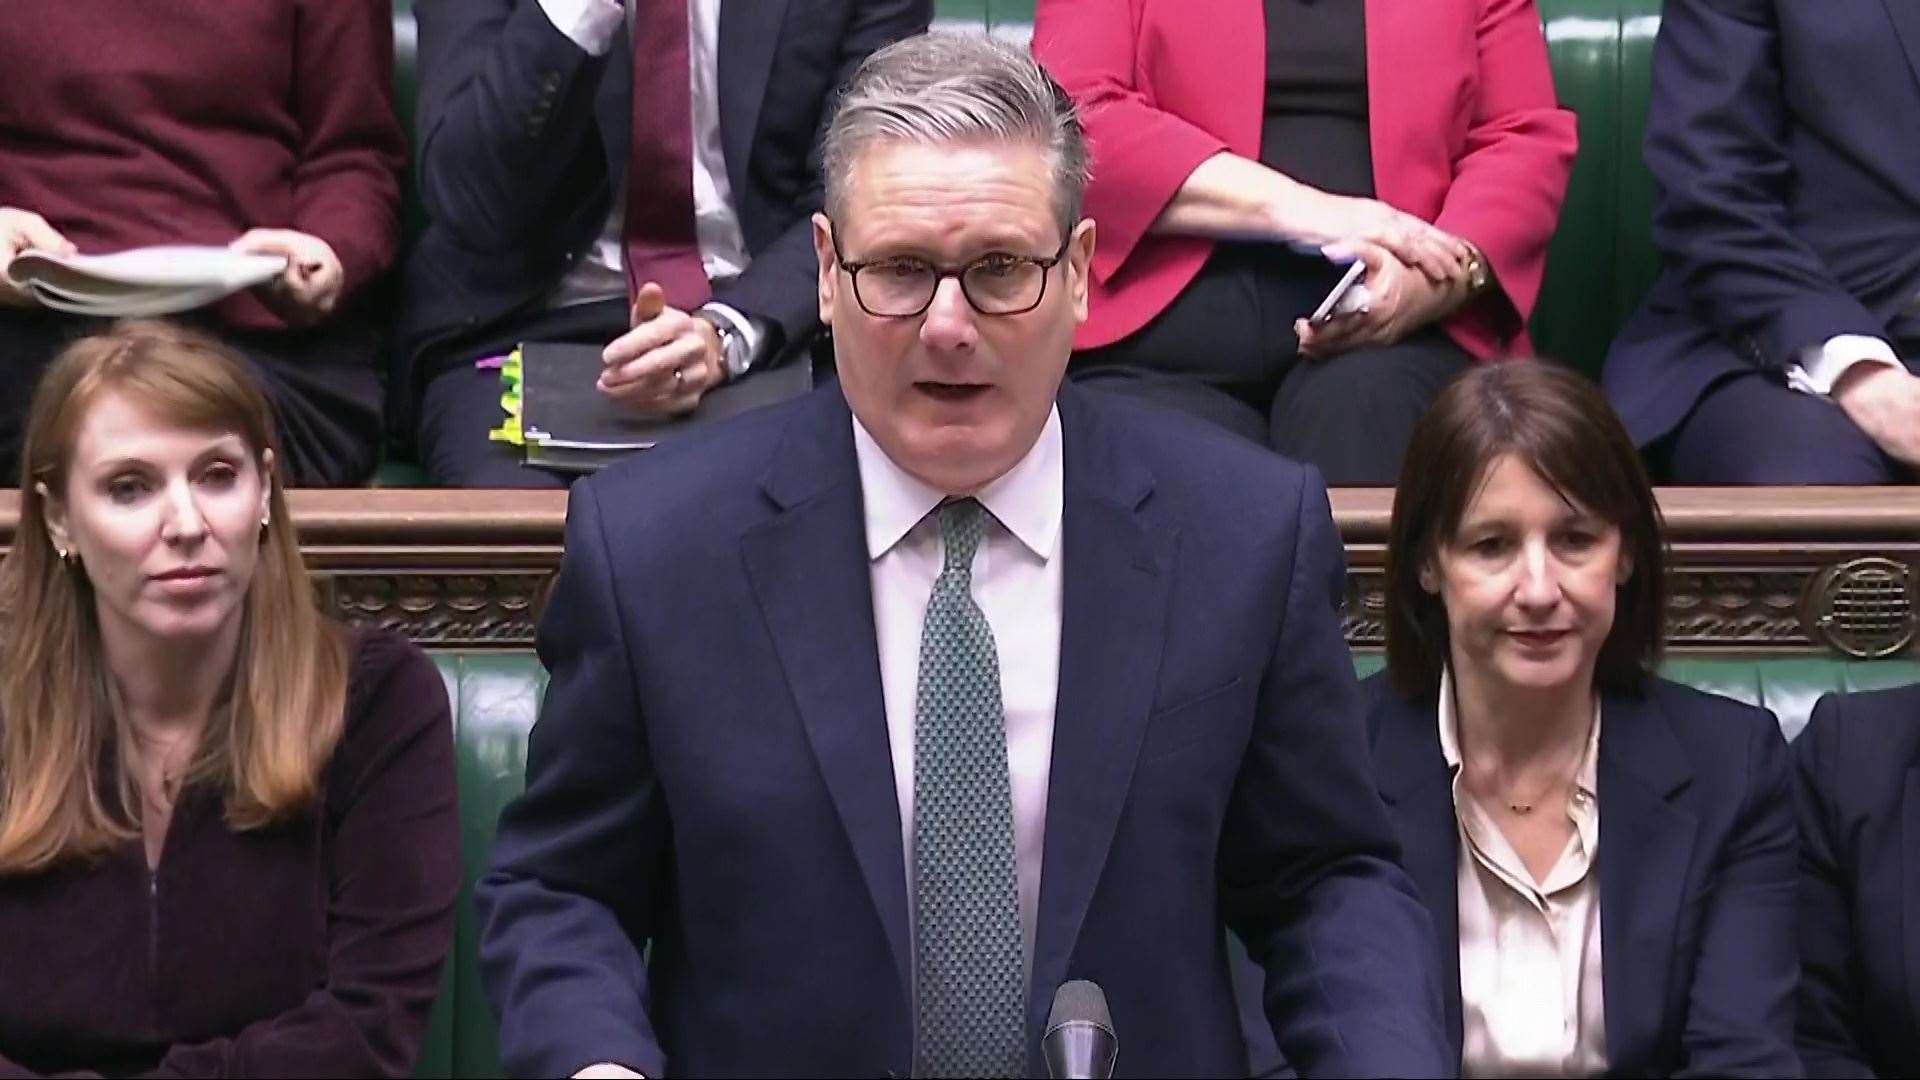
top-left (476, 32), bottom-right (1450, 1079)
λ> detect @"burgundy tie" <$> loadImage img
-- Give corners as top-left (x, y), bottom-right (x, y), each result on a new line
top-left (624, 0), bottom-right (710, 310)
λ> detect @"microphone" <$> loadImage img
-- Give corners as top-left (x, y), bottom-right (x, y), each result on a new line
top-left (1043, 980), bottom-right (1118, 1079)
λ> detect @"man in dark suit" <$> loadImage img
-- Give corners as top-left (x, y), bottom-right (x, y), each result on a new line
top-left (396, 0), bottom-right (930, 485)
top-left (475, 32), bottom-right (1451, 1079)
top-left (1603, 0), bottom-right (1920, 483)
top-left (1794, 683), bottom-right (1920, 1077)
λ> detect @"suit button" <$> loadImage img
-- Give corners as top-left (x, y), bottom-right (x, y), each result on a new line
top-left (542, 72), bottom-right (561, 92)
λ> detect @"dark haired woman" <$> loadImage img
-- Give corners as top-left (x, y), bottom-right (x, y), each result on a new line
top-left (1362, 361), bottom-right (1800, 1076)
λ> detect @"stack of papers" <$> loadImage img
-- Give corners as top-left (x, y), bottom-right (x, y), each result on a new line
top-left (6, 245), bottom-right (287, 317)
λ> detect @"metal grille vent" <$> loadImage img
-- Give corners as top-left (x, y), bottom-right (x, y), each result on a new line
top-left (1807, 557), bottom-right (1917, 659)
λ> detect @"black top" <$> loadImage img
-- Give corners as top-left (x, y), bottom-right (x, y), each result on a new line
top-left (1261, 0), bottom-right (1375, 198)
top-left (0, 628), bottom-right (459, 1078)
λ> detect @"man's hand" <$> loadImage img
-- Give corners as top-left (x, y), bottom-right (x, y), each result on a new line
top-left (1831, 361), bottom-right (1920, 466)
top-left (599, 282), bottom-right (724, 415)
top-left (0, 207), bottom-right (77, 308)
top-left (1293, 240), bottom-right (1472, 359)
top-left (231, 228), bottom-right (344, 326)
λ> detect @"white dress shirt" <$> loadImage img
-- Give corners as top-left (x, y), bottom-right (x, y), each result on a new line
top-left (1440, 669), bottom-right (1608, 1079)
top-left (852, 409), bottom-right (1064, 972)
top-left (535, 0), bottom-right (758, 350)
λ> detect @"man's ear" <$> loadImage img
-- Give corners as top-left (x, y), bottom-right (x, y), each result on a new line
top-left (37, 480), bottom-right (72, 555)
top-left (812, 213), bottom-right (837, 327)
top-left (1067, 218), bottom-right (1096, 323)
top-left (1616, 550), bottom-right (1634, 585)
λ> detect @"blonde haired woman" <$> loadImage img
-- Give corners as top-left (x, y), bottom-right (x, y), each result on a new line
top-left (0, 322), bottom-right (458, 1077)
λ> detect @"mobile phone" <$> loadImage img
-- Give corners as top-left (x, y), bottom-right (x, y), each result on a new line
top-left (1307, 260), bottom-right (1369, 325)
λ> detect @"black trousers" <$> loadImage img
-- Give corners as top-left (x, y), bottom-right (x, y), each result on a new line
top-left (1655, 325), bottom-right (1920, 484)
top-left (1070, 243), bottom-right (1471, 485)
top-left (0, 307), bottom-right (382, 488)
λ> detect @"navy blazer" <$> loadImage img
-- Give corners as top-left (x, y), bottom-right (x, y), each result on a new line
top-left (395, 0), bottom-right (930, 424)
top-left (1602, 0), bottom-right (1920, 447)
top-left (1794, 684), bottom-right (1920, 1078)
top-left (476, 384), bottom-right (1451, 1078)
top-left (1364, 673), bottom-right (1802, 1078)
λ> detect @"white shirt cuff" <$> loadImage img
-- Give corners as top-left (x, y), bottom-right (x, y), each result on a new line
top-left (699, 300), bottom-right (763, 363)
top-left (1786, 334), bottom-right (1902, 396)
top-left (537, 0), bottom-right (624, 56)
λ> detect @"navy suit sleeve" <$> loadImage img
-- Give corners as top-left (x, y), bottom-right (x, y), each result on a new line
top-left (1676, 708), bottom-right (1801, 1077)
top-left (1218, 471), bottom-right (1453, 1078)
top-left (1644, 0), bottom-right (1883, 366)
top-left (414, 0), bottom-right (614, 254)
top-left (1792, 697), bottom-right (1877, 1079)
top-left (476, 482), bottom-right (671, 1080)
top-left (709, 0), bottom-right (932, 354)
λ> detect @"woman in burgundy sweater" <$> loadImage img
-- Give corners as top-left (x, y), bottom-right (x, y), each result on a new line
top-left (0, 322), bottom-right (459, 1078)
top-left (0, 1), bottom-right (407, 487)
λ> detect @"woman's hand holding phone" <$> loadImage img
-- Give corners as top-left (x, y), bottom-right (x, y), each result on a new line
top-left (1295, 239), bottom-right (1474, 359)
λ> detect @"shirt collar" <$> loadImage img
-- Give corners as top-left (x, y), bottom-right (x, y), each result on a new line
top-left (851, 406), bottom-right (1063, 563)
top-left (1438, 667), bottom-right (1603, 797)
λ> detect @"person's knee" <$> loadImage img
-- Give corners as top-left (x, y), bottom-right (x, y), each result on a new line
top-left (1670, 397), bottom-right (1901, 484)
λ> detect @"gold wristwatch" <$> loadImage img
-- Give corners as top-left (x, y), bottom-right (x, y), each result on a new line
top-left (1462, 242), bottom-right (1491, 294)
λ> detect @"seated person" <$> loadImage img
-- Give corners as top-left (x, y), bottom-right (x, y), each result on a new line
top-left (0, 0), bottom-right (406, 487)
top-left (0, 322), bottom-right (459, 1077)
top-left (1031, 0), bottom-right (1576, 483)
top-left (1364, 360), bottom-right (1799, 1075)
top-left (1794, 683), bottom-right (1920, 1077)
top-left (1604, 0), bottom-right (1920, 484)
top-left (396, 0), bottom-right (932, 487)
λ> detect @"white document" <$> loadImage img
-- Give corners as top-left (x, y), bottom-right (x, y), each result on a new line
top-left (6, 245), bottom-right (287, 317)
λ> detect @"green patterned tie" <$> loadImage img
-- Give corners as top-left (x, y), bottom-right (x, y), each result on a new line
top-left (912, 499), bottom-right (1028, 1079)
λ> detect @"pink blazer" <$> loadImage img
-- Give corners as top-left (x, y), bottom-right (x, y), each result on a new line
top-left (1033, 0), bottom-right (1578, 358)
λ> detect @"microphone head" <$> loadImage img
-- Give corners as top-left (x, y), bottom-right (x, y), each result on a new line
top-left (1044, 980), bottom-right (1117, 1079)
top-left (1046, 980), bottom-right (1112, 1034)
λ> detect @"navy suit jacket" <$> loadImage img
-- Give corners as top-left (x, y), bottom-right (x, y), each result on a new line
top-left (394, 0), bottom-right (929, 424)
top-left (1363, 673), bottom-right (1802, 1078)
top-left (1602, 0), bottom-right (1920, 446)
top-left (1794, 684), bottom-right (1920, 1078)
top-left (475, 384), bottom-right (1451, 1078)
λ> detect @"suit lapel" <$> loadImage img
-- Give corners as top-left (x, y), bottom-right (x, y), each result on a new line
top-left (717, 0), bottom-right (789, 203)
top-left (1881, 0), bottom-right (1920, 99)
top-left (1372, 690), bottom-right (1466, 1063)
top-left (740, 389), bottom-right (911, 1003)
top-left (1027, 389), bottom-right (1174, 1041)
top-left (1596, 690), bottom-right (1697, 1068)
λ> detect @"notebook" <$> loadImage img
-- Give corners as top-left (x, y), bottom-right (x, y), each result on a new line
top-left (518, 341), bottom-right (813, 472)
top-left (6, 245), bottom-right (287, 317)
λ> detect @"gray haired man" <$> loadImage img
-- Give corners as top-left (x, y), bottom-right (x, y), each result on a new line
top-left (477, 31), bottom-right (1450, 1079)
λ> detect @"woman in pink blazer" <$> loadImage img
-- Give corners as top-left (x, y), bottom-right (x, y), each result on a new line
top-left (1033, 0), bottom-right (1576, 482)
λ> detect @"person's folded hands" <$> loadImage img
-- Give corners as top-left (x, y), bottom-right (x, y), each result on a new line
top-left (0, 207), bottom-right (77, 308)
top-left (231, 228), bottom-right (344, 326)
top-left (1294, 239), bottom-right (1472, 359)
top-left (598, 281), bottom-right (724, 415)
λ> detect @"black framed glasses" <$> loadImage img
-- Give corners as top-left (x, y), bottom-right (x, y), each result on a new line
top-left (829, 223), bottom-right (1071, 318)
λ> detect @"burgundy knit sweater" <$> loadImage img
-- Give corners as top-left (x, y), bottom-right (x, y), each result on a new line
top-left (0, 630), bottom-right (460, 1079)
top-left (0, 1), bottom-right (406, 331)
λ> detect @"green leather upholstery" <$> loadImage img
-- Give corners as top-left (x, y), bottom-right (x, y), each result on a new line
top-left (413, 646), bottom-right (1920, 1078)
top-left (1530, 0), bottom-right (1662, 378)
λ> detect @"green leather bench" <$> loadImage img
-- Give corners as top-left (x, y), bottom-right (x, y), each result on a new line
top-left (411, 648), bottom-right (1920, 1078)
